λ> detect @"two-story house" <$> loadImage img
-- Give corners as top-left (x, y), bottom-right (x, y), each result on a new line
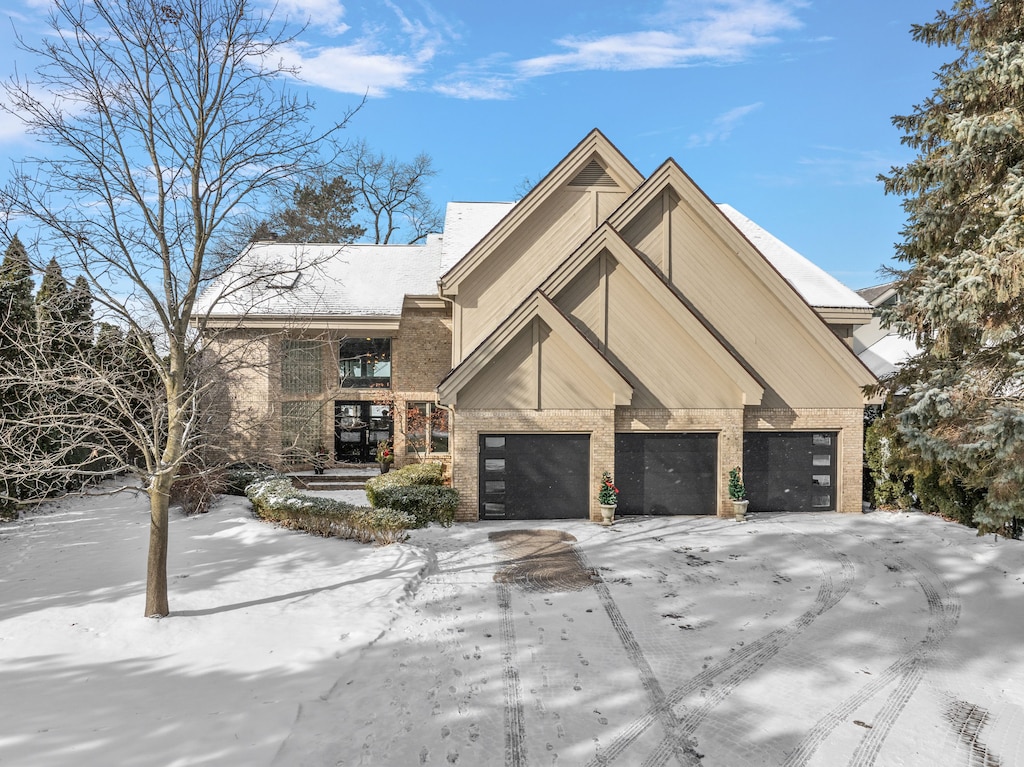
top-left (199, 130), bottom-right (875, 522)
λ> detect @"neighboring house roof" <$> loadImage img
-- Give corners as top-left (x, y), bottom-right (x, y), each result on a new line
top-left (717, 205), bottom-right (871, 311)
top-left (852, 281), bottom-right (920, 377)
top-left (857, 281), bottom-right (898, 307)
top-left (858, 333), bottom-right (919, 378)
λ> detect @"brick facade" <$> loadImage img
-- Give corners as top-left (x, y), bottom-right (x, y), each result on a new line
top-left (743, 406), bottom-right (865, 515)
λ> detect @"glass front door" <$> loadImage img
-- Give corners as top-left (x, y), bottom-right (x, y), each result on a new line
top-left (334, 402), bottom-right (393, 463)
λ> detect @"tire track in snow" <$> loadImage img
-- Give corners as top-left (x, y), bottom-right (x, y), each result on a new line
top-left (584, 534), bottom-right (855, 767)
top-left (782, 544), bottom-right (960, 767)
top-left (496, 580), bottom-right (528, 767)
top-left (576, 548), bottom-right (703, 767)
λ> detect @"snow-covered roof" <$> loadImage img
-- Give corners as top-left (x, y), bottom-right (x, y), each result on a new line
top-left (197, 203), bottom-right (516, 320)
top-left (199, 242), bottom-right (440, 318)
top-left (439, 201), bottom-right (515, 272)
top-left (858, 333), bottom-right (920, 378)
top-left (199, 200), bottom-right (868, 320)
top-left (718, 204), bottom-right (871, 311)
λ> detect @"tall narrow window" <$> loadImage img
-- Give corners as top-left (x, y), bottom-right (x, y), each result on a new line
top-left (281, 401), bottom-right (322, 463)
top-left (281, 339), bottom-right (322, 394)
top-left (406, 402), bottom-right (449, 455)
top-left (339, 337), bottom-right (391, 388)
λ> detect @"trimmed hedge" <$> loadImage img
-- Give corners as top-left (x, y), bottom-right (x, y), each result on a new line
top-left (224, 463), bottom-right (285, 496)
top-left (365, 462), bottom-right (457, 528)
top-left (245, 478), bottom-right (415, 545)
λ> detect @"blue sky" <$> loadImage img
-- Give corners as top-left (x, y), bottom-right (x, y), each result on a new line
top-left (0, 0), bottom-right (953, 289)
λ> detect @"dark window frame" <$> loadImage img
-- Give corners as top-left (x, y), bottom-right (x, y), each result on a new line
top-left (339, 337), bottom-right (391, 389)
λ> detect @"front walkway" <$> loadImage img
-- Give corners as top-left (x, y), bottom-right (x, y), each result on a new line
top-left (274, 511), bottom-right (1024, 767)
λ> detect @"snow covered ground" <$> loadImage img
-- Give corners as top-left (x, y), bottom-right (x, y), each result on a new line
top-left (2, 489), bottom-right (1024, 766)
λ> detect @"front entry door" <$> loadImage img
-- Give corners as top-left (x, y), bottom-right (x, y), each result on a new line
top-left (334, 402), bottom-right (393, 463)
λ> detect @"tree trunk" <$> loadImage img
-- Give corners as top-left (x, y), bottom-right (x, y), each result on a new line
top-left (145, 477), bottom-right (172, 617)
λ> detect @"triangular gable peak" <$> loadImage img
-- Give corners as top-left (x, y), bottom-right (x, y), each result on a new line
top-left (437, 290), bottom-right (633, 409)
top-left (440, 129), bottom-right (643, 294)
top-left (540, 223), bottom-right (764, 408)
top-left (608, 159), bottom-right (876, 405)
top-left (438, 130), bottom-right (645, 366)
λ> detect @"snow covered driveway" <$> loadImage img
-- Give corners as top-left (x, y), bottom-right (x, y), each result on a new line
top-left (275, 512), bottom-right (1024, 767)
top-left (3, 495), bottom-right (1024, 766)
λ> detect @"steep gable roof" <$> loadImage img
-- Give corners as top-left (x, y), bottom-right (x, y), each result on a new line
top-left (718, 205), bottom-right (870, 311)
top-left (438, 290), bottom-right (633, 407)
top-left (439, 202), bottom-right (515, 273)
top-left (607, 159), bottom-right (876, 391)
top-left (540, 223), bottom-right (764, 405)
top-left (439, 129), bottom-right (644, 295)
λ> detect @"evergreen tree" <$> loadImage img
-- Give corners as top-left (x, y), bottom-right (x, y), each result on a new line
top-left (252, 175), bottom-right (365, 243)
top-left (0, 235), bottom-right (35, 359)
top-left (0, 235), bottom-right (35, 517)
top-left (35, 257), bottom-right (72, 362)
top-left (66, 276), bottom-right (94, 356)
top-left (879, 0), bottom-right (1024, 533)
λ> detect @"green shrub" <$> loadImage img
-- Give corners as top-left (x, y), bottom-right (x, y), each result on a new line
top-left (913, 466), bottom-right (985, 528)
top-left (864, 414), bottom-right (916, 509)
top-left (244, 478), bottom-right (414, 544)
top-left (365, 461), bottom-right (446, 508)
top-left (369, 484), bottom-right (458, 528)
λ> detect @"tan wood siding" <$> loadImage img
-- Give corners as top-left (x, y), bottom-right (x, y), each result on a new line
top-left (457, 324), bottom-right (536, 409)
top-left (646, 198), bottom-right (865, 408)
top-left (455, 188), bottom-right (595, 362)
top-left (551, 256), bottom-right (604, 349)
top-left (457, 316), bottom-right (621, 411)
top-left (602, 260), bottom-right (747, 409)
top-left (539, 323), bottom-right (620, 409)
top-left (618, 193), bottom-right (667, 275)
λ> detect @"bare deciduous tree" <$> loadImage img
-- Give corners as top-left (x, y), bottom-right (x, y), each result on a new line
top-left (0, 0), bottom-right (357, 617)
top-left (341, 139), bottom-right (443, 244)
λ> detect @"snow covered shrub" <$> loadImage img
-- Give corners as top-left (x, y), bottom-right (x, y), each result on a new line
top-left (223, 461), bottom-right (284, 496)
top-left (245, 478), bottom-right (415, 544)
top-left (364, 461), bottom-right (445, 505)
top-left (348, 507), bottom-right (416, 545)
top-left (364, 461), bottom-right (454, 527)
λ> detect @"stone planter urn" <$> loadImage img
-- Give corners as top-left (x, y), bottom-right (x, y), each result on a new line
top-left (599, 503), bottom-right (616, 526)
top-left (732, 500), bottom-right (749, 521)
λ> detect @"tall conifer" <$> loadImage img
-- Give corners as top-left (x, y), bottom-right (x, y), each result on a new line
top-left (0, 235), bottom-right (35, 516)
top-left (880, 0), bottom-right (1024, 532)
top-left (36, 257), bottom-right (71, 362)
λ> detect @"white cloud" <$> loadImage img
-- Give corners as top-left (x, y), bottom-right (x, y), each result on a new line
top-left (516, 0), bottom-right (803, 78)
top-left (273, 1), bottom-right (458, 96)
top-left (688, 102), bottom-right (763, 148)
top-left (433, 77), bottom-right (517, 101)
top-left (0, 110), bottom-right (29, 143)
top-left (279, 42), bottom-right (421, 96)
top-left (268, 0), bottom-right (351, 36)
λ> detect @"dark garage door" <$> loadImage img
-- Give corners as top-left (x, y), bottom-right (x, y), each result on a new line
top-left (743, 432), bottom-right (837, 512)
top-left (615, 433), bottom-right (718, 515)
top-left (479, 434), bottom-right (590, 520)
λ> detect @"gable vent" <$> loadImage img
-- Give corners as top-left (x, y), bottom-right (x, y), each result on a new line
top-left (569, 159), bottom-right (617, 188)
